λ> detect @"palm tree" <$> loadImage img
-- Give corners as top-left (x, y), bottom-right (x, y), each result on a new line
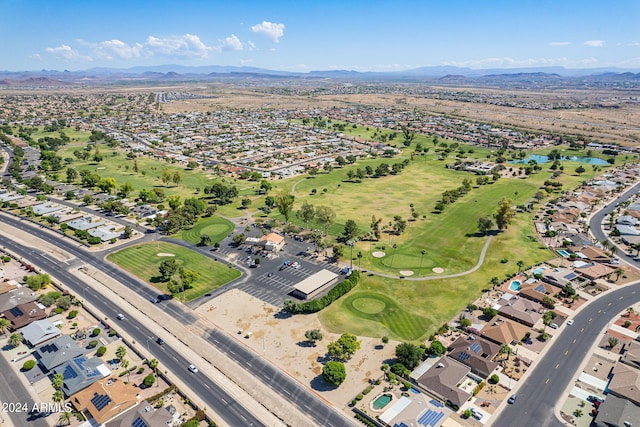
top-left (52, 390), bottom-right (64, 403)
top-left (120, 359), bottom-right (131, 382)
top-left (8, 332), bottom-right (23, 348)
top-left (149, 358), bottom-right (159, 387)
top-left (490, 277), bottom-right (501, 290)
top-left (615, 268), bottom-right (625, 282)
top-left (52, 373), bottom-right (63, 390)
top-left (500, 344), bottom-right (513, 362)
top-left (608, 336), bottom-right (619, 349)
top-left (57, 411), bottom-right (72, 426)
top-left (516, 260), bottom-right (525, 272)
top-left (0, 318), bottom-right (10, 335)
top-left (115, 345), bottom-right (127, 362)
top-left (627, 307), bottom-right (635, 317)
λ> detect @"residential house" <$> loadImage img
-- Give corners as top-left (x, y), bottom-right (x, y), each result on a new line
top-left (53, 356), bottom-right (110, 396)
top-left (379, 394), bottom-right (452, 427)
top-left (593, 395), bottom-right (640, 427)
top-left (104, 401), bottom-right (174, 427)
top-left (20, 319), bottom-right (61, 346)
top-left (518, 281), bottom-right (556, 306)
top-left (494, 294), bottom-right (543, 327)
top-left (564, 233), bottom-right (594, 247)
top-left (618, 215), bottom-right (639, 226)
top-left (1, 301), bottom-right (47, 330)
top-left (34, 334), bottom-right (86, 372)
top-left (571, 246), bottom-right (611, 264)
top-left (541, 268), bottom-right (579, 289)
top-left (70, 379), bottom-right (139, 426)
top-left (415, 356), bottom-right (471, 408)
top-left (0, 279), bottom-right (19, 295)
top-left (0, 288), bottom-right (37, 312)
top-left (620, 341), bottom-right (640, 370)
top-left (616, 224), bottom-right (640, 236)
top-left (447, 335), bottom-right (500, 378)
top-left (608, 363), bottom-right (640, 406)
top-left (481, 317), bottom-right (530, 346)
top-left (576, 263), bottom-right (616, 281)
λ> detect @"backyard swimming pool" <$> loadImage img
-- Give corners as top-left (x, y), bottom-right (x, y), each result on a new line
top-left (533, 267), bottom-right (546, 275)
top-left (509, 280), bottom-right (522, 292)
top-left (372, 393), bottom-right (393, 410)
top-left (557, 249), bottom-right (571, 257)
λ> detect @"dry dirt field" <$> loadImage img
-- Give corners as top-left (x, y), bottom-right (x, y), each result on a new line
top-left (197, 288), bottom-right (398, 409)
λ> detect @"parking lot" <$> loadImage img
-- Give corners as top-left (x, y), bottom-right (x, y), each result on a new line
top-left (193, 230), bottom-right (344, 307)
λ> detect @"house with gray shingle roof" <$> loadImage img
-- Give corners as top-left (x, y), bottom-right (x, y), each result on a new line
top-left (53, 356), bottom-right (110, 396)
top-left (34, 335), bottom-right (86, 371)
top-left (20, 319), bottom-right (61, 346)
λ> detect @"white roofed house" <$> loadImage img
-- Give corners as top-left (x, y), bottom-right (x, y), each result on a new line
top-left (20, 319), bottom-right (62, 346)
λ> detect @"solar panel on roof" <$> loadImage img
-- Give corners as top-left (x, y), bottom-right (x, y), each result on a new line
top-left (535, 284), bottom-right (546, 293)
top-left (469, 342), bottom-right (481, 353)
top-left (457, 351), bottom-right (471, 362)
top-left (90, 393), bottom-right (112, 411)
top-left (62, 364), bottom-right (78, 380)
top-left (564, 272), bottom-right (577, 280)
top-left (132, 416), bottom-right (148, 427)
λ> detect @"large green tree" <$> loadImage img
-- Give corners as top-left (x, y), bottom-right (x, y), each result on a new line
top-left (396, 342), bottom-right (425, 369)
top-left (342, 219), bottom-right (359, 241)
top-left (297, 201), bottom-right (316, 229)
top-left (275, 193), bottom-right (295, 223)
top-left (327, 333), bottom-right (361, 361)
top-left (315, 206), bottom-right (336, 235)
top-left (494, 197), bottom-right (516, 230)
top-left (322, 361), bottom-right (346, 386)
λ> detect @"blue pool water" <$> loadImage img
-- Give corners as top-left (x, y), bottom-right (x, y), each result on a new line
top-left (557, 249), bottom-right (570, 257)
top-left (533, 267), bottom-right (546, 275)
top-left (510, 155), bottom-right (608, 165)
top-left (509, 280), bottom-right (522, 291)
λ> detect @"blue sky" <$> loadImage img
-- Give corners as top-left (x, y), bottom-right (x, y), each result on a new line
top-left (2, 0), bottom-right (639, 72)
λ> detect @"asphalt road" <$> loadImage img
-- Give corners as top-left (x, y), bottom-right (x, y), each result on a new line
top-left (0, 353), bottom-right (49, 427)
top-left (0, 231), bottom-right (264, 427)
top-left (0, 215), bottom-right (356, 427)
top-left (492, 183), bottom-right (640, 427)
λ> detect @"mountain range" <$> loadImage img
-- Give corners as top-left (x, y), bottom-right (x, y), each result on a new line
top-left (1, 65), bottom-right (640, 86)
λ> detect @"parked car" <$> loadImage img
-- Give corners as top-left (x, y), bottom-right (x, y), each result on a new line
top-left (508, 394), bottom-right (517, 404)
top-left (566, 319), bottom-right (574, 326)
top-left (470, 408), bottom-right (483, 420)
top-left (550, 322), bottom-right (558, 329)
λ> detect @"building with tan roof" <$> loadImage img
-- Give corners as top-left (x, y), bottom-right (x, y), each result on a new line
top-left (415, 356), bottom-right (471, 408)
top-left (481, 317), bottom-right (530, 346)
top-left (608, 362), bottom-right (640, 406)
top-left (70, 378), bottom-right (139, 425)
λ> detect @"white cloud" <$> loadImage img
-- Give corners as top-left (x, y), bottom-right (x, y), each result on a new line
top-left (549, 41), bottom-right (571, 46)
top-left (251, 21), bottom-right (285, 43)
top-left (44, 44), bottom-right (92, 61)
top-left (222, 34), bottom-right (243, 51)
top-left (29, 53), bottom-right (42, 61)
top-left (93, 39), bottom-right (144, 60)
top-left (146, 33), bottom-right (210, 58)
top-left (584, 40), bottom-right (604, 47)
top-left (246, 40), bottom-right (256, 51)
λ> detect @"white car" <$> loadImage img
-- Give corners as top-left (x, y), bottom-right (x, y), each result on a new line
top-left (566, 319), bottom-right (574, 326)
top-left (470, 408), bottom-right (483, 420)
top-left (188, 364), bottom-right (198, 373)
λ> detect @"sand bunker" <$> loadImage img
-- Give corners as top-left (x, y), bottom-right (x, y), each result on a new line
top-left (372, 251), bottom-right (386, 258)
top-left (157, 253), bottom-right (176, 257)
top-left (399, 270), bottom-right (414, 276)
top-left (432, 267), bottom-right (444, 273)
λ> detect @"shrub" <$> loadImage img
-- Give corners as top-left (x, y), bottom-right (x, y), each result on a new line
top-left (91, 328), bottom-right (101, 337)
top-left (22, 360), bottom-right (36, 371)
top-left (355, 393), bottom-right (363, 401)
top-left (96, 346), bottom-right (107, 357)
top-left (489, 374), bottom-right (500, 384)
top-left (87, 340), bottom-right (99, 349)
top-left (142, 374), bottom-right (155, 387)
top-left (137, 367), bottom-right (145, 374)
top-left (67, 310), bottom-right (78, 319)
top-left (108, 329), bottom-right (117, 337)
top-left (362, 385), bottom-right (374, 395)
top-left (473, 381), bottom-right (485, 396)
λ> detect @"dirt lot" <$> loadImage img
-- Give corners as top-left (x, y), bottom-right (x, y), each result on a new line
top-left (198, 288), bottom-right (397, 408)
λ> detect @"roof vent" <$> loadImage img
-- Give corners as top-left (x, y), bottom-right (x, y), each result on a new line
top-left (437, 363), bottom-right (445, 368)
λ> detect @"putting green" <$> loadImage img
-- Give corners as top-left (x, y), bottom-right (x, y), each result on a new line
top-left (350, 297), bottom-right (387, 314)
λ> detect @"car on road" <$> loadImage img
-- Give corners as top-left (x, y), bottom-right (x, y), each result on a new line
top-left (566, 319), bottom-right (574, 326)
top-left (150, 297), bottom-right (160, 303)
top-left (508, 394), bottom-right (517, 404)
top-left (188, 364), bottom-right (198, 373)
top-left (156, 338), bottom-right (164, 345)
top-left (116, 313), bottom-right (125, 320)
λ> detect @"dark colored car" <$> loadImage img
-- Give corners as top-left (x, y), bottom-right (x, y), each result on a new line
top-left (156, 338), bottom-right (164, 345)
top-left (508, 395), bottom-right (517, 404)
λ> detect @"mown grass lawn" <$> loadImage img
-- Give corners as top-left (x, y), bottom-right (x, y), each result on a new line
top-left (174, 216), bottom-right (235, 245)
top-left (107, 242), bottom-right (240, 301)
